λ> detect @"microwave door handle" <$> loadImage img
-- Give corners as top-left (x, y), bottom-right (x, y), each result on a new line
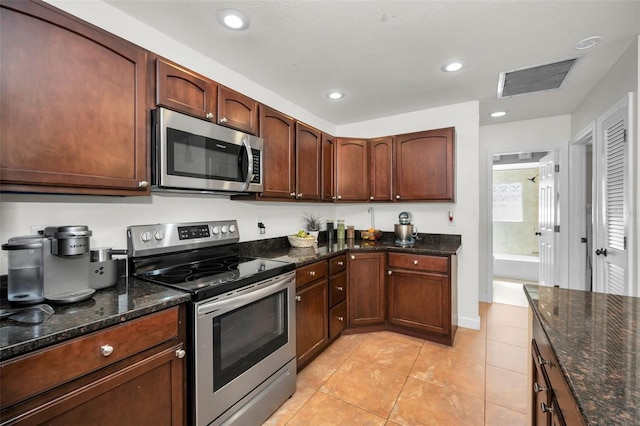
top-left (241, 137), bottom-right (253, 190)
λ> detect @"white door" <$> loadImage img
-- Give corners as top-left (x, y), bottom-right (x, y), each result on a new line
top-left (538, 151), bottom-right (558, 286)
top-left (594, 97), bottom-right (629, 295)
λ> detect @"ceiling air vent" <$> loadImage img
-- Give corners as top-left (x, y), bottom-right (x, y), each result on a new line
top-left (497, 58), bottom-right (578, 98)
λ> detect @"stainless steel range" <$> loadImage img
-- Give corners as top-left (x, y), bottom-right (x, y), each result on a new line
top-left (127, 220), bottom-right (296, 426)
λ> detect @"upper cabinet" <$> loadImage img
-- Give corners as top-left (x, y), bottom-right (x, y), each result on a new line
top-left (155, 58), bottom-right (216, 121)
top-left (369, 137), bottom-right (393, 201)
top-left (0, 1), bottom-right (149, 195)
top-left (394, 127), bottom-right (455, 201)
top-left (295, 123), bottom-right (322, 201)
top-left (258, 106), bottom-right (296, 199)
top-left (321, 134), bottom-right (336, 201)
top-left (336, 138), bottom-right (369, 202)
top-left (217, 86), bottom-right (259, 135)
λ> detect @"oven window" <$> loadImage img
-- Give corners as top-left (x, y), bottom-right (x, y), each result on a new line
top-left (167, 128), bottom-right (243, 182)
top-left (212, 289), bottom-right (288, 391)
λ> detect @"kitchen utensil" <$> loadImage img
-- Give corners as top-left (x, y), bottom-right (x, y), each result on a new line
top-left (2, 236), bottom-right (45, 305)
top-left (89, 248), bottom-right (127, 289)
top-left (395, 212), bottom-right (417, 245)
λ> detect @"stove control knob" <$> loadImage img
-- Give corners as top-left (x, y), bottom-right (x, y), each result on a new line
top-left (154, 231), bottom-right (165, 241)
top-left (141, 231), bottom-right (153, 242)
top-left (229, 224), bottom-right (237, 233)
top-left (221, 225), bottom-right (229, 234)
top-left (212, 226), bottom-right (220, 235)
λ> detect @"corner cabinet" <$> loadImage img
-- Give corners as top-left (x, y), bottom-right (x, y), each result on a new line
top-left (347, 252), bottom-right (386, 327)
top-left (335, 138), bottom-right (369, 202)
top-left (295, 260), bottom-right (329, 370)
top-left (295, 123), bottom-right (322, 201)
top-left (321, 134), bottom-right (336, 201)
top-left (0, 306), bottom-right (187, 425)
top-left (394, 127), bottom-right (455, 201)
top-left (369, 137), bottom-right (394, 201)
top-left (0, 1), bottom-right (149, 195)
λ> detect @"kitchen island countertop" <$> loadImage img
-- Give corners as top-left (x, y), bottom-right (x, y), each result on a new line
top-left (524, 284), bottom-right (640, 425)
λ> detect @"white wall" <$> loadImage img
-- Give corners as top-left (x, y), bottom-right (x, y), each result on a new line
top-left (479, 115), bottom-right (572, 302)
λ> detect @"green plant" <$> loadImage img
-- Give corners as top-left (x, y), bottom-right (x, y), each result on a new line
top-left (301, 212), bottom-right (322, 231)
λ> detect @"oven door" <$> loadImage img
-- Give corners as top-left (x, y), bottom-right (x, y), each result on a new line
top-left (194, 271), bottom-right (296, 425)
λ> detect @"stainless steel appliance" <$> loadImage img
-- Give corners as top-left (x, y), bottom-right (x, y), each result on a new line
top-left (152, 107), bottom-right (263, 194)
top-left (3, 226), bottom-right (95, 304)
top-left (89, 247), bottom-right (127, 289)
top-left (127, 220), bottom-right (296, 426)
top-left (395, 212), bottom-right (418, 246)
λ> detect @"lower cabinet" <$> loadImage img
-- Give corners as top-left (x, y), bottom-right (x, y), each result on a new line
top-left (328, 254), bottom-right (347, 339)
top-left (347, 252), bottom-right (386, 327)
top-left (0, 306), bottom-right (187, 425)
top-left (295, 261), bottom-right (329, 370)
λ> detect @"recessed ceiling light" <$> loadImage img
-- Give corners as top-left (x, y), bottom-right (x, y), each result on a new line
top-left (327, 92), bottom-right (344, 100)
top-left (216, 9), bottom-right (249, 30)
top-left (490, 111), bottom-right (507, 118)
top-left (575, 36), bottom-right (601, 50)
top-left (442, 61), bottom-right (466, 73)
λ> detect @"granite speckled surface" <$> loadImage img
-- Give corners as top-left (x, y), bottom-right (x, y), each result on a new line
top-left (524, 284), bottom-right (640, 425)
top-left (0, 276), bottom-right (190, 360)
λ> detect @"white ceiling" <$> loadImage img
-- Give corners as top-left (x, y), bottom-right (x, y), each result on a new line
top-left (105, 1), bottom-right (640, 126)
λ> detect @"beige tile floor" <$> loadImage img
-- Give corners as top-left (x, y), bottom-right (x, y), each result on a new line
top-left (264, 301), bottom-right (530, 425)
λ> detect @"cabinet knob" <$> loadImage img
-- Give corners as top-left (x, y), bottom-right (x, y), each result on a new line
top-left (396, 195), bottom-right (401, 199)
top-left (205, 112), bottom-right (214, 120)
top-left (176, 349), bottom-right (186, 359)
top-left (337, 316), bottom-right (344, 322)
top-left (533, 382), bottom-right (547, 393)
top-left (350, 255), bottom-right (355, 260)
top-left (413, 260), bottom-right (419, 265)
top-left (297, 193), bottom-right (303, 198)
top-left (220, 117), bottom-right (228, 123)
top-left (138, 180), bottom-right (149, 189)
top-left (290, 192), bottom-right (296, 197)
top-left (337, 195), bottom-right (342, 200)
top-left (100, 344), bottom-right (114, 357)
top-left (370, 196), bottom-right (374, 200)
top-left (336, 286), bottom-right (344, 291)
top-left (310, 271), bottom-right (316, 277)
top-left (388, 270), bottom-right (392, 275)
top-left (537, 355), bottom-right (550, 366)
top-left (332, 196), bottom-right (336, 200)
top-left (540, 402), bottom-right (554, 414)
top-left (296, 295), bottom-right (302, 302)
top-left (337, 261), bottom-right (344, 266)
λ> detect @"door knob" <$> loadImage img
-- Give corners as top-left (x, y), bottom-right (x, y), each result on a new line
top-left (535, 231), bottom-right (542, 236)
top-left (595, 248), bottom-right (608, 256)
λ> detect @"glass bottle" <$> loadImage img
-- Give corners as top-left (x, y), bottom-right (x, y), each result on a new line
top-left (337, 220), bottom-right (345, 240)
top-left (346, 225), bottom-right (355, 240)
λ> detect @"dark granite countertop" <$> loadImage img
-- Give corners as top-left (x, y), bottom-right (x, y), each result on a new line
top-left (524, 284), bottom-right (640, 425)
top-left (0, 276), bottom-right (190, 361)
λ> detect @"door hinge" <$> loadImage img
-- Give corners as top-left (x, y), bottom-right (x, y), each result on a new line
top-left (554, 225), bottom-right (560, 233)
top-left (624, 236), bottom-right (627, 249)
top-left (623, 129), bottom-right (628, 142)
top-left (554, 164), bottom-right (560, 173)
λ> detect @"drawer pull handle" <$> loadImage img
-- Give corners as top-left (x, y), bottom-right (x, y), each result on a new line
top-left (100, 344), bottom-right (114, 357)
top-left (337, 261), bottom-right (344, 266)
top-left (540, 402), bottom-right (554, 414)
top-left (310, 271), bottom-right (316, 277)
top-left (337, 316), bottom-right (344, 322)
top-left (537, 355), bottom-right (550, 366)
top-left (296, 295), bottom-right (302, 302)
top-left (534, 382), bottom-right (547, 393)
top-left (413, 260), bottom-right (419, 265)
top-left (336, 286), bottom-right (344, 291)
top-left (176, 349), bottom-right (186, 359)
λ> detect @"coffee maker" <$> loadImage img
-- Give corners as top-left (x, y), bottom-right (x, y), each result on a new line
top-left (394, 212), bottom-right (418, 246)
top-left (2, 225), bottom-right (95, 304)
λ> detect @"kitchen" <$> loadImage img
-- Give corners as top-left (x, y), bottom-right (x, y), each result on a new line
top-left (1, 0), bottom-right (639, 425)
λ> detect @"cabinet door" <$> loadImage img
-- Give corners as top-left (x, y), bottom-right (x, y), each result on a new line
top-left (0, 2), bottom-right (149, 195)
top-left (321, 134), bottom-right (336, 201)
top-left (394, 127), bottom-right (455, 201)
top-left (336, 138), bottom-right (368, 201)
top-left (156, 58), bottom-right (216, 121)
top-left (217, 86), bottom-right (259, 135)
top-left (296, 279), bottom-right (328, 368)
top-left (531, 341), bottom-right (552, 426)
top-left (388, 269), bottom-right (450, 335)
top-left (259, 106), bottom-right (296, 199)
top-left (369, 137), bottom-right (393, 201)
top-left (295, 123), bottom-right (322, 200)
top-left (13, 345), bottom-right (186, 425)
top-left (348, 252), bottom-right (386, 326)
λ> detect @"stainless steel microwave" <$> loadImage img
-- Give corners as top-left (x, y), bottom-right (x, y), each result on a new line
top-left (152, 107), bottom-right (263, 194)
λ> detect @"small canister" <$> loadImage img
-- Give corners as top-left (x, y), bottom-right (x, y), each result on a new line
top-left (346, 225), bottom-right (355, 240)
top-left (337, 220), bottom-right (345, 240)
top-left (2, 236), bottom-right (45, 305)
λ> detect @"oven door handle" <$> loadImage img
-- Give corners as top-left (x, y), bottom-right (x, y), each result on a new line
top-left (197, 273), bottom-right (294, 317)
top-left (241, 137), bottom-right (253, 190)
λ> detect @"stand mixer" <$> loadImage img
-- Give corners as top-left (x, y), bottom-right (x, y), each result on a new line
top-left (394, 212), bottom-right (418, 246)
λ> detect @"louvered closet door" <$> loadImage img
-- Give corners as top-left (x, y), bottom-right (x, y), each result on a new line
top-left (595, 97), bottom-right (629, 295)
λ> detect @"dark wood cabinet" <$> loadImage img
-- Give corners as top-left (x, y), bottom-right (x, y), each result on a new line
top-left (336, 138), bottom-right (369, 202)
top-left (217, 86), bottom-right (259, 135)
top-left (369, 137), bottom-right (393, 201)
top-left (295, 123), bottom-right (322, 201)
top-left (0, 306), bottom-right (187, 425)
top-left (156, 58), bottom-right (217, 121)
top-left (386, 253), bottom-right (457, 345)
top-left (394, 127), bottom-right (455, 201)
top-left (348, 252), bottom-right (386, 327)
top-left (0, 1), bottom-right (149, 195)
top-left (321, 134), bottom-right (336, 201)
top-left (328, 255), bottom-right (347, 338)
top-left (295, 261), bottom-right (328, 370)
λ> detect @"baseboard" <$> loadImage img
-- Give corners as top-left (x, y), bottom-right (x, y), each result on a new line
top-left (457, 315), bottom-right (480, 330)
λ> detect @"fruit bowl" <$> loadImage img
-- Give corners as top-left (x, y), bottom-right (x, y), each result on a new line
top-left (287, 235), bottom-right (317, 248)
top-left (361, 229), bottom-right (383, 241)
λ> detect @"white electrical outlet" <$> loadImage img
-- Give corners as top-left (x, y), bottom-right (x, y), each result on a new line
top-left (31, 225), bottom-right (46, 235)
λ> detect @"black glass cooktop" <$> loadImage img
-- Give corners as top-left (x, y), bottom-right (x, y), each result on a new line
top-left (135, 255), bottom-right (294, 301)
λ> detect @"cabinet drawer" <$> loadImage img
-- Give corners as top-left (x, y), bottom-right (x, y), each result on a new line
top-left (388, 253), bottom-right (448, 273)
top-left (329, 255), bottom-right (347, 275)
top-left (0, 307), bottom-right (180, 408)
top-left (329, 301), bottom-right (347, 339)
top-left (296, 261), bottom-right (328, 288)
top-left (329, 271), bottom-right (347, 307)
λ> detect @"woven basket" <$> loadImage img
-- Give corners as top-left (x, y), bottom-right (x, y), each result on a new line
top-left (287, 235), bottom-right (317, 248)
